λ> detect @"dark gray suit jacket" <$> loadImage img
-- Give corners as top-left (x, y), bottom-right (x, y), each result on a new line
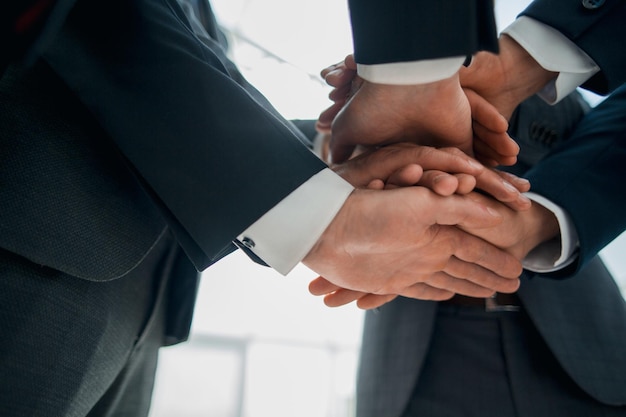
top-left (0, 0), bottom-right (326, 362)
top-left (357, 89), bottom-right (626, 417)
top-left (0, 2), bottom-right (320, 413)
top-left (358, 2), bottom-right (626, 414)
top-left (0, 0), bottom-right (520, 277)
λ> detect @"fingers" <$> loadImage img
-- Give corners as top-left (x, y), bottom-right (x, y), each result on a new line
top-left (316, 100), bottom-right (345, 134)
top-left (344, 54), bottom-right (356, 70)
top-left (324, 289), bottom-right (366, 307)
top-left (356, 294), bottom-right (398, 310)
top-left (367, 179), bottom-right (386, 190)
top-left (472, 125), bottom-right (519, 167)
top-left (443, 255), bottom-right (520, 293)
top-left (320, 61), bottom-right (345, 80)
top-left (447, 227), bottom-right (523, 283)
top-left (466, 88), bottom-right (509, 133)
top-left (473, 136), bottom-right (516, 167)
top-left (329, 140), bottom-right (357, 164)
top-left (329, 83), bottom-right (352, 102)
top-left (465, 88), bottom-right (520, 167)
top-left (334, 144), bottom-right (484, 189)
top-left (473, 168), bottom-right (532, 212)
top-left (308, 276), bottom-right (342, 295)
top-left (415, 146), bottom-right (484, 176)
top-left (371, 145), bottom-right (484, 178)
top-left (433, 146), bottom-right (528, 208)
top-left (310, 277), bottom-right (397, 309)
top-left (416, 170), bottom-right (460, 196)
top-left (415, 189), bottom-right (503, 230)
top-left (385, 164), bottom-right (424, 188)
top-left (425, 269), bottom-right (497, 298)
top-left (325, 289), bottom-right (397, 310)
top-left (453, 173), bottom-right (477, 194)
top-left (325, 68), bottom-right (357, 91)
top-left (312, 279), bottom-right (456, 309)
top-left (495, 170), bottom-right (531, 193)
top-left (321, 55), bottom-right (357, 83)
top-left (396, 281), bottom-right (456, 301)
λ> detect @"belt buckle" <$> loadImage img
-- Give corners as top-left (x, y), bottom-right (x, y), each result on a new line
top-left (485, 294), bottom-right (520, 312)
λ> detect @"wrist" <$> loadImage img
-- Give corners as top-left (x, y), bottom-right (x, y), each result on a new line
top-left (460, 35), bottom-right (558, 119)
top-left (519, 200), bottom-right (560, 257)
top-left (499, 35), bottom-right (557, 104)
top-left (360, 73), bottom-right (468, 141)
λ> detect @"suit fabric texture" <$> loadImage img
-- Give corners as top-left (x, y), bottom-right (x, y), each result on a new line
top-left (356, 1), bottom-right (626, 416)
top-left (357, 88), bottom-right (626, 417)
top-left (0, 55), bottom-right (198, 417)
top-left (0, 0), bottom-right (318, 415)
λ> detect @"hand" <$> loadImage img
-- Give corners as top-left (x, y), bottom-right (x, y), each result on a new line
top-left (317, 54), bottom-right (359, 134)
top-left (327, 74), bottom-right (473, 164)
top-left (333, 143), bottom-right (531, 211)
top-left (317, 55), bottom-right (520, 166)
top-left (302, 187), bottom-right (522, 303)
top-left (309, 277), bottom-right (398, 310)
top-left (309, 190), bottom-right (557, 310)
top-left (459, 191), bottom-right (560, 260)
top-left (460, 35), bottom-right (558, 120)
top-left (464, 88), bottom-right (518, 167)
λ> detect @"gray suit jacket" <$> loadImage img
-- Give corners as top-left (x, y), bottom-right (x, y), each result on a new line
top-left (356, 93), bottom-right (626, 417)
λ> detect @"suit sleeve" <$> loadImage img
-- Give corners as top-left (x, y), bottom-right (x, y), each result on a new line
top-left (348, 0), bottom-right (498, 65)
top-left (520, 0), bottom-right (626, 94)
top-left (41, 0), bottom-right (327, 270)
top-left (524, 85), bottom-right (626, 276)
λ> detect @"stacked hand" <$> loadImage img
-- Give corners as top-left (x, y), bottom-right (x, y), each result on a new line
top-left (302, 143), bottom-right (534, 308)
top-left (317, 54), bottom-right (520, 167)
top-left (309, 189), bottom-right (557, 310)
top-left (459, 35), bottom-right (558, 121)
top-left (308, 38), bottom-right (561, 309)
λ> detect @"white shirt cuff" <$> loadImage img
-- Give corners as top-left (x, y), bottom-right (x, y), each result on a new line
top-left (237, 168), bottom-right (354, 275)
top-left (522, 192), bottom-right (580, 273)
top-left (502, 16), bottom-right (600, 104)
top-left (356, 56), bottom-right (465, 85)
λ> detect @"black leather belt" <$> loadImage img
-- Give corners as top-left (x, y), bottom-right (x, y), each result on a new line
top-left (441, 293), bottom-right (521, 312)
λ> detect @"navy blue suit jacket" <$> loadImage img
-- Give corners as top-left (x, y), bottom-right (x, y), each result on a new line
top-left (357, 1), bottom-right (626, 415)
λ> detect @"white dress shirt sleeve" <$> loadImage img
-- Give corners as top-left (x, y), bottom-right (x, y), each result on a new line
top-left (502, 16), bottom-right (600, 104)
top-left (357, 56), bottom-right (466, 85)
top-left (523, 192), bottom-right (580, 273)
top-left (240, 16), bottom-right (595, 276)
top-left (356, 17), bottom-right (600, 99)
top-left (237, 168), bottom-right (354, 275)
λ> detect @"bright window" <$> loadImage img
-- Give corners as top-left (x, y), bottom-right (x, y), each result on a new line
top-left (150, 1), bottom-right (626, 416)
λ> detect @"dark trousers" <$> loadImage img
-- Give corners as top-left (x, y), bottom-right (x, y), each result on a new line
top-left (0, 232), bottom-right (176, 417)
top-left (402, 304), bottom-right (626, 417)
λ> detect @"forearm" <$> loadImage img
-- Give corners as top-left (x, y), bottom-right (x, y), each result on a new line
top-left (238, 170), bottom-right (353, 275)
top-left (502, 17), bottom-right (599, 104)
top-left (525, 85), bottom-right (626, 274)
top-left (460, 34), bottom-right (558, 119)
top-left (521, 193), bottom-right (580, 273)
top-left (520, 0), bottom-right (626, 94)
top-left (518, 197), bottom-right (560, 259)
top-left (42, 0), bottom-right (327, 268)
top-left (349, 0), bottom-right (497, 65)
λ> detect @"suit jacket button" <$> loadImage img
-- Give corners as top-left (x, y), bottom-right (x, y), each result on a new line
top-left (582, 0), bottom-right (605, 9)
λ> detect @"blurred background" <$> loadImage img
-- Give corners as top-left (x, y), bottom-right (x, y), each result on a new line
top-left (149, 1), bottom-right (626, 416)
